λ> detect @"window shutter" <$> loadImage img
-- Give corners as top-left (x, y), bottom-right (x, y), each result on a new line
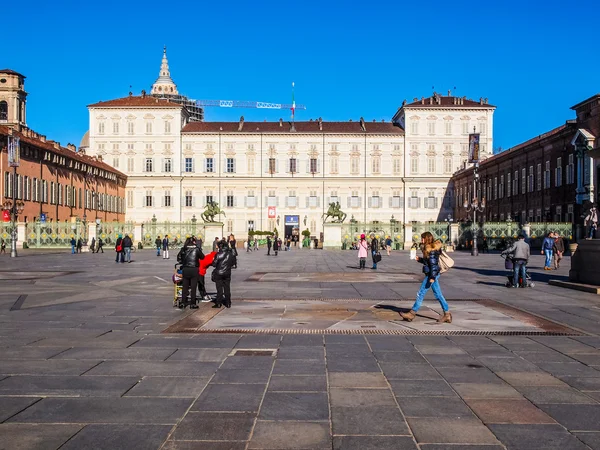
top-left (368, 197), bottom-right (372, 208)
top-left (233, 159), bottom-right (236, 173)
top-left (234, 196), bottom-right (237, 207)
top-left (264, 159), bottom-right (269, 173)
top-left (317, 159), bottom-right (321, 173)
top-left (435, 197), bottom-right (438, 208)
top-left (347, 197), bottom-right (351, 208)
top-left (285, 197), bottom-right (288, 207)
top-left (317, 197), bottom-right (320, 207)
top-left (265, 196), bottom-right (268, 206)
top-left (276, 196), bottom-right (279, 207)
top-left (306, 197), bottom-right (310, 208)
top-left (244, 196), bottom-right (247, 207)
top-left (204, 158), bottom-right (208, 173)
top-left (275, 160), bottom-right (279, 173)
top-left (389, 197), bottom-right (393, 208)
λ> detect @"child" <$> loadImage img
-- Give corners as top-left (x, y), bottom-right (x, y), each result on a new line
top-left (198, 251), bottom-right (217, 301)
top-left (357, 233), bottom-right (368, 269)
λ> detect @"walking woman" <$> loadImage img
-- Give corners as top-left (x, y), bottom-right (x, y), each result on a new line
top-left (115, 234), bottom-right (124, 263)
top-left (400, 231), bottom-right (452, 323)
top-left (177, 237), bottom-right (203, 309)
top-left (357, 233), bottom-right (368, 269)
top-left (228, 234), bottom-right (238, 269)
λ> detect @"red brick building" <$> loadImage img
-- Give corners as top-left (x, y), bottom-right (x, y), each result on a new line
top-left (453, 94), bottom-right (600, 229)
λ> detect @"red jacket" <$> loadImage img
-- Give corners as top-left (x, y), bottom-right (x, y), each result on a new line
top-left (199, 252), bottom-right (216, 276)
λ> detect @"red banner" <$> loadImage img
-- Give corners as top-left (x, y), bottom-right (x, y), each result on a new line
top-left (268, 207), bottom-right (276, 218)
top-left (2, 210), bottom-right (10, 222)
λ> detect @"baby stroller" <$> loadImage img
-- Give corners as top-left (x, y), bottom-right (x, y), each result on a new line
top-left (172, 264), bottom-right (186, 308)
top-left (502, 255), bottom-right (535, 288)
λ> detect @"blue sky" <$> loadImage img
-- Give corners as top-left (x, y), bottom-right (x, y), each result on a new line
top-left (3, 0), bottom-right (599, 151)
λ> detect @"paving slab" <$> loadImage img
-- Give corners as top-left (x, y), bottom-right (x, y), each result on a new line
top-left (331, 405), bottom-right (409, 436)
top-left (0, 347), bottom-right (71, 360)
top-left (260, 392), bottom-right (329, 420)
top-left (559, 376), bottom-right (600, 391)
top-left (379, 363), bottom-right (442, 380)
top-left (436, 366), bottom-right (503, 384)
top-left (328, 372), bottom-right (388, 388)
top-left (272, 359), bottom-right (326, 375)
top-left (419, 446), bottom-right (505, 450)
top-left (163, 442), bottom-right (247, 450)
top-left (450, 382), bottom-right (523, 399)
top-left (390, 379), bottom-right (458, 397)
top-left (277, 346), bottom-right (325, 360)
top-left (465, 399), bottom-right (556, 424)
top-left (574, 432), bottom-right (600, 450)
top-left (248, 421), bottom-right (331, 449)
top-left (397, 396), bottom-right (474, 418)
top-left (83, 361), bottom-right (220, 377)
top-left (488, 424), bottom-right (590, 449)
top-left (330, 388), bottom-right (397, 407)
top-left (191, 383), bottom-right (265, 412)
top-left (332, 435), bottom-right (418, 449)
top-left (164, 348), bottom-right (231, 361)
top-left (0, 360), bottom-right (101, 376)
top-left (536, 362), bottom-right (600, 378)
top-left (268, 375), bottom-right (327, 391)
top-left (50, 347), bottom-right (176, 361)
top-left (327, 357), bottom-right (381, 372)
top-left (0, 424), bottom-right (82, 450)
top-left (125, 376), bottom-right (210, 397)
top-left (538, 404), bottom-right (600, 431)
top-left (407, 417), bottom-right (500, 444)
top-left (211, 369), bottom-right (272, 384)
top-left (496, 371), bottom-right (568, 386)
top-left (0, 397), bottom-right (41, 422)
top-left (517, 385), bottom-right (598, 404)
top-left (169, 412), bottom-right (255, 441)
top-left (0, 375), bottom-right (139, 397)
top-left (59, 424), bottom-right (172, 450)
top-left (7, 397), bottom-right (191, 424)
top-left (374, 351), bottom-right (429, 363)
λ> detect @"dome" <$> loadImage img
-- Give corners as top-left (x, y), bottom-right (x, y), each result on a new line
top-left (79, 130), bottom-right (89, 149)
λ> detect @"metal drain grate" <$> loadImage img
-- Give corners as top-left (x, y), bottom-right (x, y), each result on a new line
top-left (174, 328), bottom-right (582, 336)
top-left (229, 349), bottom-right (277, 356)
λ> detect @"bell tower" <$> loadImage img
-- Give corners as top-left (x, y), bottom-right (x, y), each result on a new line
top-left (151, 46), bottom-right (178, 96)
top-left (0, 69), bottom-right (27, 128)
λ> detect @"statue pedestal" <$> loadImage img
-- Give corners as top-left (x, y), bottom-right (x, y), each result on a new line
top-left (203, 223), bottom-right (224, 251)
top-left (323, 223), bottom-right (342, 249)
top-left (569, 239), bottom-right (600, 286)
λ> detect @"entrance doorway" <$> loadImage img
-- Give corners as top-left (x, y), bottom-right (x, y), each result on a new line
top-left (284, 215), bottom-right (300, 242)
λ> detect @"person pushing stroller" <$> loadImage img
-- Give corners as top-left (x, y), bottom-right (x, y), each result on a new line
top-left (501, 233), bottom-right (530, 288)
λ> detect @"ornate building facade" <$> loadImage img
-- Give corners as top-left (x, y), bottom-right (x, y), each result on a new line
top-left (87, 49), bottom-right (495, 238)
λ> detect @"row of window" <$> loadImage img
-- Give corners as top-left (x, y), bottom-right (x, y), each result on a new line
top-left (408, 120), bottom-right (488, 136)
top-left (485, 205), bottom-right (574, 223)
top-left (458, 155), bottom-right (576, 205)
top-left (3, 172), bottom-right (124, 213)
top-left (97, 120), bottom-right (172, 135)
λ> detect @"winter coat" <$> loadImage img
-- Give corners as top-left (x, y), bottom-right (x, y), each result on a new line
top-left (267, 237), bottom-right (272, 248)
top-left (162, 238), bottom-right (169, 250)
top-left (553, 237), bottom-right (565, 253)
top-left (417, 239), bottom-right (443, 278)
top-left (501, 239), bottom-right (530, 261)
top-left (273, 238), bottom-right (279, 251)
top-left (371, 238), bottom-right (379, 252)
top-left (199, 251), bottom-right (217, 276)
top-left (115, 237), bottom-right (123, 251)
top-left (542, 237), bottom-right (554, 251)
top-left (122, 236), bottom-right (133, 248)
top-left (358, 239), bottom-right (368, 258)
top-left (212, 247), bottom-right (235, 278)
top-left (155, 238), bottom-right (161, 248)
top-left (177, 244), bottom-right (203, 268)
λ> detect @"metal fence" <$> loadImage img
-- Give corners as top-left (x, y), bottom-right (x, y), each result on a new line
top-left (96, 222), bottom-right (136, 246)
top-left (141, 221), bottom-right (202, 248)
top-left (341, 222), bottom-right (404, 249)
top-left (25, 221), bottom-right (85, 248)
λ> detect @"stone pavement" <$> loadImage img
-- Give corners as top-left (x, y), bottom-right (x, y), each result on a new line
top-left (0, 248), bottom-right (599, 449)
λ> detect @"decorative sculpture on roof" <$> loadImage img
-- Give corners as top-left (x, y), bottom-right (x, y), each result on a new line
top-left (322, 201), bottom-right (346, 223)
top-left (201, 201), bottom-right (226, 223)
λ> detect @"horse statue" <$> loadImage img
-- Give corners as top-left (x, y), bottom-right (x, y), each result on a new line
top-left (322, 201), bottom-right (347, 223)
top-left (201, 201), bottom-right (226, 223)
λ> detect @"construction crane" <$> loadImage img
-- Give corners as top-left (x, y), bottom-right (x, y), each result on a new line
top-left (194, 99), bottom-right (306, 110)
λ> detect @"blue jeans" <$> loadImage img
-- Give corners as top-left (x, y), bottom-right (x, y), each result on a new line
top-left (157, 246), bottom-right (161, 256)
top-left (544, 249), bottom-right (553, 268)
top-left (124, 247), bottom-right (131, 262)
top-left (71, 245), bottom-right (75, 254)
top-left (372, 251), bottom-right (377, 269)
top-left (513, 259), bottom-right (527, 286)
top-left (412, 276), bottom-right (449, 312)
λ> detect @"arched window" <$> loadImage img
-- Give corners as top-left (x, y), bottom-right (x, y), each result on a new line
top-left (0, 101), bottom-right (8, 121)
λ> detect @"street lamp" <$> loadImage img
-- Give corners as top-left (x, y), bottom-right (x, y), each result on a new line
top-left (444, 214), bottom-right (453, 244)
top-left (82, 213), bottom-right (87, 245)
top-left (2, 199), bottom-right (25, 258)
top-left (463, 194), bottom-right (485, 256)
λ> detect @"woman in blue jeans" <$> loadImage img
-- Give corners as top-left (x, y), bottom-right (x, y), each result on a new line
top-left (400, 231), bottom-right (452, 324)
top-left (541, 232), bottom-right (554, 270)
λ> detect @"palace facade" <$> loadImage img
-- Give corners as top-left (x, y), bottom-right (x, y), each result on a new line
top-left (87, 49), bottom-right (495, 238)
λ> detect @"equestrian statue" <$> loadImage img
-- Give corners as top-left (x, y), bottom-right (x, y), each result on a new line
top-left (201, 201), bottom-right (226, 223)
top-left (322, 201), bottom-right (347, 223)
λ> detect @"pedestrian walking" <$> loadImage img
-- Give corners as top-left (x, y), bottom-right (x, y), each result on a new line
top-left (246, 235), bottom-right (252, 252)
top-left (400, 232), bottom-right (452, 323)
top-left (501, 233), bottom-right (531, 288)
top-left (370, 234), bottom-right (379, 269)
top-left (358, 233), bottom-right (368, 269)
top-left (541, 232), bottom-right (554, 270)
top-left (155, 236), bottom-right (162, 257)
top-left (228, 234), bottom-right (238, 268)
top-left (254, 238), bottom-right (258, 251)
top-left (177, 237), bottom-right (203, 309)
top-left (212, 237), bottom-right (220, 253)
top-left (70, 237), bottom-right (76, 254)
top-left (273, 235), bottom-right (279, 256)
top-left (96, 237), bottom-right (104, 253)
top-left (162, 235), bottom-right (170, 259)
top-left (115, 234), bottom-right (125, 263)
top-left (266, 235), bottom-right (272, 255)
top-left (585, 205), bottom-right (598, 239)
top-left (553, 233), bottom-right (564, 270)
top-left (76, 238), bottom-right (83, 253)
top-left (0, 239), bottom-right (6, 254)
top-left (212, 239), bottom-right (235, 308)
top-left (286, 236), bottom-right (291, 251)
top-left (385, 236), bottom-right (392, 256)
top-left (90, 237), bottom-right (96, 253)
top-left (482, 237), bottom-right (489, 253)
top-left (123, 234), bottom-right (133, 263)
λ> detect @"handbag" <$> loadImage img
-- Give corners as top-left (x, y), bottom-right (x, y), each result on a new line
top-left (116, 244), bottom-right (122, 252)
top-left (374, 251), bottom-right (382, 263)
top-left (438, 250), bottom-right (454, 273)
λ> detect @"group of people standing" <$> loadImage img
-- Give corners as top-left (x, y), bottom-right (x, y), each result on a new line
top-left (357, 233), bottom-right (381, 269)
top-left (541, 232), bottom-right (565, 270)
top-left (178, 236), bottom-right (236, 309)
top-left (114, 234), bottom-right (134, 263)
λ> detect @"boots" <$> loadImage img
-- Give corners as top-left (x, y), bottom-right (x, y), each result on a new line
top-left (400, 310), bottom-right (416, 321)
top-left (438, 312), bottom-right (452, 323)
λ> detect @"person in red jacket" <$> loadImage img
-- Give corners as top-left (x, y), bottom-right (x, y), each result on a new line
top-left (198, 251), bottom-right (216, 301)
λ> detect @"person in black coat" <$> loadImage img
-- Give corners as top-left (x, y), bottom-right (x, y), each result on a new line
top-left (115, 235), bottom-right (124, 263)
top-left (273, 235), bottom-right (279, 256)
top-left (266, 235), bottom-right (272, 255)
top-left (212, 239), bottom-right (235, 308)
top-left (370, 234), bottom-right (379, 269)
top-left (177, 237), bottom-right (203, 309)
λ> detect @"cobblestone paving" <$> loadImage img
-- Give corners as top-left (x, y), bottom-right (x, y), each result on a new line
top-left (0, 248), bottom-right (599, 449)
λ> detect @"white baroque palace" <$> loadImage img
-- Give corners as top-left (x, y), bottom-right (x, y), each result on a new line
top-left (87, 49), bottom-right (495, 238)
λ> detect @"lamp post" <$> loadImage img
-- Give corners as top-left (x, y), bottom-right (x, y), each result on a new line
top-left (444, 214), bottom-right (453, 244)
top-left (2, 199), bottom-right (25, 258)
top-left (463, 163), bottom-right (485, 256)
top-left (82, 213), bottom-right (88, 245)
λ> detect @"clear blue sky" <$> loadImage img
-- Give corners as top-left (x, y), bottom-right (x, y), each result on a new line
top-left (3, 0), bottom-right (599, 151)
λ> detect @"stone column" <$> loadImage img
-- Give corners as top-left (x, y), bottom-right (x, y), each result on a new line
top-left (204, 223), bottom-right (224, 250)
top-left (323, 223), bottom-right (342, 249)
top-left (403, 223), bottom-right (413, 250)
top-left (449, 223), bottom-right (459, 251)
top-left (134, 224), bottom-right (143, 245)
top-left (17, 222), bottom-right (26, 248)
top-left (522, 223), bottom-right (531, 241)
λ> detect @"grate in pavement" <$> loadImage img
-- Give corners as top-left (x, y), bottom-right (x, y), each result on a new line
top-left (230, 349), bottom-right (278, 356)
top-left (171, 328), bottom-right (581, 336)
